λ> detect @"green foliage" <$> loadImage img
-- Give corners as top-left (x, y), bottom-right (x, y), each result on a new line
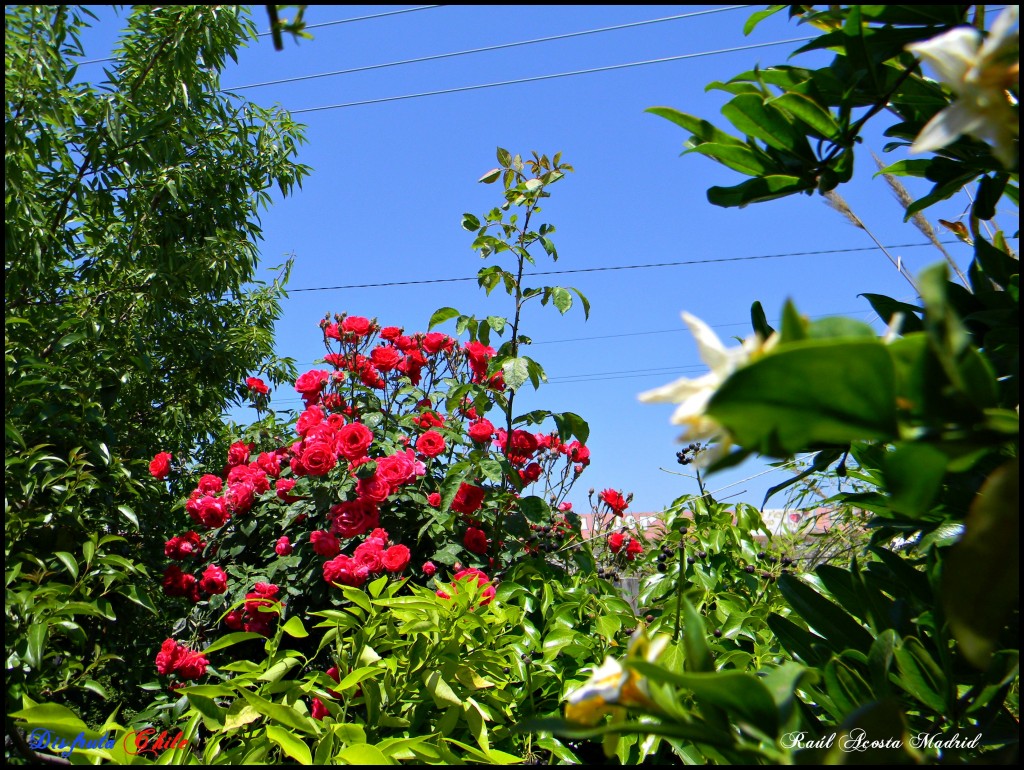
top-left (536, 4), bottom-right (1018, 763)
top-left (5, 4), bottom-right (308, 746)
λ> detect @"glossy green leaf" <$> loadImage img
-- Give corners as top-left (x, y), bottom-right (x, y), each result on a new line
top-left (709, 339), bottom-right (898, 456)
top-left (942, 461), bottom-right (1019, 668)
top-left (777, 575), bottom-right (874, 653)
top-left (266, 724), bottom-right (312, 765)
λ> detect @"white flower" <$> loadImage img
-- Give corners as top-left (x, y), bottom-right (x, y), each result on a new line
top-left (907, 6), bottom-right (1019, 167)
top-left (564, 629), bottom-right (670, 725)
top-left (638, 312), bottom-right (776, 460)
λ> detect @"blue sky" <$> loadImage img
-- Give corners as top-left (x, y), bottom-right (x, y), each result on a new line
top-left (72, 5), bottom-right (993, 515)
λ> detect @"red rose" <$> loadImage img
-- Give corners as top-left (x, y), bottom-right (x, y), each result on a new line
top-left (382, 544), bottom-right (411, 573)
top-left (608, 532), bottom-right (626, 554)
top-left (422, 332), bottom-right (454, 355)
top-left (356, 473), bottom-right (391, 504)
top-left (353, 540), bottom-right (385, 573)
top-left (451, 483), bottom-right (485, 515)
top-left (376, 452), bottom-right (416, 490)
top-left (464, 341), bottom-right (495, 380)
top-left (226, 481), bottom-right (255, 514)
top-left (341, 315), bottom-right (373, 338)
top-left (464, 527), bottom-right (489, 555)
top-left (323, 555), bottom-right (370, 587)
top-left (558, 502), bottom-right (573, 512)
top-left (311, 530), bottom-right (341, 557)
top-left (198, 474), bottom-right (223, 495)
top-left (164, 531), bottom-right (204, 560)
top-left (368, 528), bottom-right (390, 544)
top-left (519, 462), bottom-right (542, 484)
top-left (224, 610), bottom-right (245, 630)
top-left (330, 500), bottom-right (380, 539)
top-left (301, 441), bottom-right (337, 477)
top-left (467, 419), bottom-right (494, 444)
top-left (275, 536), bottom-right (293, 556)
top-left (380, 326), bottom-right (402, 341)
top-left (337, 423), bottom-right (374, 461)
top-left (276, 478), bottom-right (301, 503)
top-left (599, 488), bottom-right (629, 515)
top-left (422, 561), bottom-right (437, 577)
top-left (416, 430), bottom-right (446, 459)
top-left (162, 565), bottom-right (197, 598)
top-left (427, 492), bottom-right (441, 508)
top-left (295, 369), bottom-right (330, 398)
top-left (149, 451), bottom-right (172, 480)
top-left (227, 441), bottom-right (252, 468)
top-left (311, 697), bottom-right (329, 721)
top-left (174, 649), bottom-right (210, 680)
top-left (195, 496), bottom-right (229, 529)
top-left (199, 564), bottom-right (228, 595)
top-left (297, 405), bottom-right (325, 436)
top-left (626, 538), bottom-right (644, 561)
top-left (370, 345), bottom-right (402, 372)
top-left (567, 441), bottom-right (591, 466)
top-left (245, 376), bottom-right (269, 395)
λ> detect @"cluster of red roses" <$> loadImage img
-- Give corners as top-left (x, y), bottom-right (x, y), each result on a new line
top-left (607, 532), bottom-right (644, 561)
top-left (150, 312), bottom-right (597, 682)
top-left (223, 582), bottom-right (282, 636)
top-left (321, 528), bottom-right (411, 588)
top-left (155, 638), bottom-right (209, 681)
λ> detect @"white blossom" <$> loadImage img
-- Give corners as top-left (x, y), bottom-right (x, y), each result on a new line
top-left (907, 6), bottom-right (1019, 167)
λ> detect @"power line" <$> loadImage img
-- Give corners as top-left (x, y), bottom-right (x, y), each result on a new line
top-left (290, 36), bottom-right (814, 113)
top-left (285, 241), bottom-right (958, 293)
top-left (72, 5), bottom-right (446, 66)
top-left (226, 6), bottom-right (747, 91)
top-left (257, 5), bottom-right (445, 36)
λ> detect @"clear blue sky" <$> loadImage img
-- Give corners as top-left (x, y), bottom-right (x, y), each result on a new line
top-left (73, 5), bottom-right (993, 515)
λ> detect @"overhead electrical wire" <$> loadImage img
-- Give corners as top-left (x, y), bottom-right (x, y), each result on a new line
top-left (226, 6), bottom-right (747, 91)
top-left (285, 240), bottom-right (962, 293)
top-left (290, 36), bottom-right (814, 113)
top-left (72, 5), bottom-right (447, 65)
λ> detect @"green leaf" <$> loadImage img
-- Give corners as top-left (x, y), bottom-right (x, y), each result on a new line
top-left (502, 357), bottom-right (530, 391)
top-left (882, 443), bottom-right (947, 517)
top-left (203, 631), bottom-right (266, 654)
top-left (720, 94), bottom-right (812, 157)
top-left (750, 301), bottom-right (775, 339)
top-left (478, 168), bottom-right (501, 184)
top-left (281, 615), bottom-right (308, 638)
top-left (266, 724), bottom-right (312, 765)
top-left (337, 666), bottom-right (381, 691)
top-left (54, 551), bottom-right (78, 580)
top-left (645, 107), bottom-right (746, 147)
top-left (186, 692), bottom-right (225, 728)
top-left (424, 671), bottom-right (462, 708)
top-left (743, 5), bottom-right (785, 35)
top-left (552, 411), bottom-right (590, 444)
top-left (682, 598), bottom-right (713, 673)
top-left (337, 743), bottom-right (393, 765)
top-left (690, 143), bottom-right (774, 176)
top-left (9, 704), bottom-right (101, 738)
top-left (631, 664), bottom-right (779, 737)
top-left (777, 575), bottom-right (874, 653)
top-left (239, 691), bottom-right (316, 735)
top-left (429, 307), bottom-right (461, 330)
top-left (708, 339), bottom-right (898, 456)
top-left (893, 637), bottom-right (947, 713)
top-left (550, 287), bottom-right (572, 314)
top-left (860, 293), bottom-right (924, 334)
top-left (942, 461), bottom-right (1019, 668)
top-left (707, 175), bottom-right (810, 207)
top-left (117, 505), bottom-right (139, 529)
top-left (25, 624), bottom-right (46, 669)
top-left (768, 92), bottom-right (842, 140)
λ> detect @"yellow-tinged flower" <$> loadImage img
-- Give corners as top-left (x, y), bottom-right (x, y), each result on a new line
top-left (564, 628), bottom-right (670, 725)
top-left (907, 6), bottom-right (1019, 167)
top-left (638, 312), bottom-right (776, 464)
